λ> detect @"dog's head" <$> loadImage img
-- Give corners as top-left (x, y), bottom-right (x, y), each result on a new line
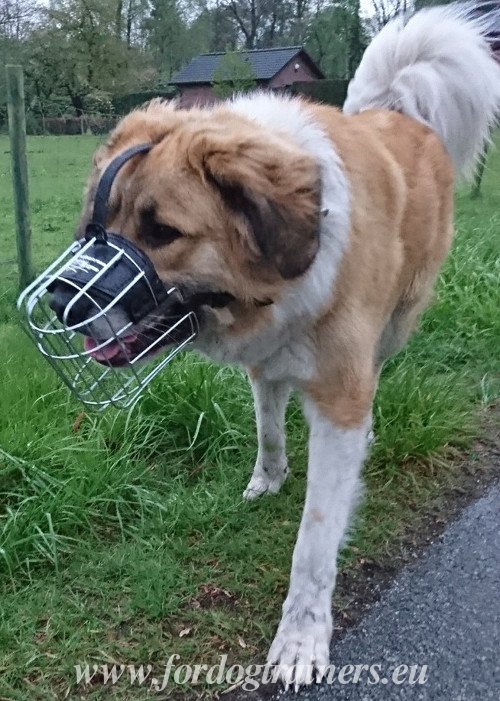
top-left (64, 101), bottom-right (322, 364)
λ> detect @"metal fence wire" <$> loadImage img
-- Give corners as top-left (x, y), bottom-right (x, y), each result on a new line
top-left (3, 69), bottom-right (117, 305)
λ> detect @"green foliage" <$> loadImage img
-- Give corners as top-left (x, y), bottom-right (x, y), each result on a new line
top-left (306, 0), bottom-right (368, 79)
top-left (82, 90), bottom-right (114, 115)
top-left (211, 51), bottom-right (257, 99)
top-left (291, 79), bottom-right (348, 106)
top-left (112, 89), bottom-right (177, 114)
top-left (415, 0), bottom-right (455, 7)
top-left (144, 0), bottom-right (189, 78)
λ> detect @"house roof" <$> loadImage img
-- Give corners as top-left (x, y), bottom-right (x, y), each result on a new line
top-left (171, 46), bottom-right (323, 85)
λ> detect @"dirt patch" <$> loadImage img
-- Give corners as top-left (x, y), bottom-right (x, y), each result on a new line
top-left (191, 584), bottom-right (239, 610)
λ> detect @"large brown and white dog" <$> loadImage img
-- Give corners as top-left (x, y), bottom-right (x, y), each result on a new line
top-left (76, 4), bottom-right (500, 684)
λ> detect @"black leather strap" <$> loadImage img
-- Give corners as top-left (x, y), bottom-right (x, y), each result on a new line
top-left (91, 143), bottom-right (152, 229)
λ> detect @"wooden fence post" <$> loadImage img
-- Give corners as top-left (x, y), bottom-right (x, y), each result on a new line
top-left (6, 64), bottom-right (33, 290)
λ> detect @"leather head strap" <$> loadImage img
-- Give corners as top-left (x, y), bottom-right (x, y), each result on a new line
top-left (88, 143), bottom-right (152, 235)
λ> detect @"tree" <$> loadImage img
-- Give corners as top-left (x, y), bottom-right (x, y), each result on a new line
top-left (414, 0), bottom-right (454, 8)
top-left (226, 0), bottom-right (303, 49)
top-left (0, 0), bottom-right (370, 129)
top-left (183, 2), bottom-right (239, 55)
top-left (24, 28), bottom-right (83, 115)
top-left (0, 1), bottom-right (42, 126)
top-left (124, 0), bottom-right (150, 47)
top-left (307, 0), bottom-right (366, 79)
top-left (227, 0), bottom-right (260, 48)
top-left (144, 0), bottom-right (188, 78)
top-left (23, 0), bottom-right (148, 116)
top-left (212, 51), bottom-right (257, 98)
top-left (0, 0), bottom-right (41, 40)
top-left (346, 0), bottom-right (366, 77)
top-left (368, 1), bottom-right (409, 31)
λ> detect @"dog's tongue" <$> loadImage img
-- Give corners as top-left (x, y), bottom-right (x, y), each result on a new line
top-left (84, 336), bottom-right (135, 362)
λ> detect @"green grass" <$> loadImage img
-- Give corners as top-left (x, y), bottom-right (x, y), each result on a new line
top-left (0, 135), bottom-right (102, 321)
top-left (0, 134), bottom-right (499, 699)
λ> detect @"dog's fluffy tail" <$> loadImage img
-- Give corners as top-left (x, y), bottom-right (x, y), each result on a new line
top-left (343, 3), bottom-right (500, 178)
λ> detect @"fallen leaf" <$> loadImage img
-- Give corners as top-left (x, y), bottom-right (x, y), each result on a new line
top-left (72, 411), bottom-right (86, 433)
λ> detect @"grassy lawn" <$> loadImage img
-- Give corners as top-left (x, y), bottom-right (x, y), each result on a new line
top-left (0, 134), bottom-right (499, 700)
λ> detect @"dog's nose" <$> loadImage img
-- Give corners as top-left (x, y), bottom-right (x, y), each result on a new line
top-left (48, 281), bottom-right (92, 327)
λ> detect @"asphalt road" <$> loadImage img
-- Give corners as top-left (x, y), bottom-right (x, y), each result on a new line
top-left (273, 484), bottom-right (500, 700)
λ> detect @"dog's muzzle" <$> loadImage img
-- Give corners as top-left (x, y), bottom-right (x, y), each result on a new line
top-left (17, 143), bottom-right (198, 410)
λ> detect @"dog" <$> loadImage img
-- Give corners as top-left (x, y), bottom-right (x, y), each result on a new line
top-left (71, 3), bottom-right (499, 685)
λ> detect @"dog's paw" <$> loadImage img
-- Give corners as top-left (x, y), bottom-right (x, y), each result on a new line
top-left (266, 607), bottom-right (332, 688)
top-left (243, 464), bottom-right (288, 500)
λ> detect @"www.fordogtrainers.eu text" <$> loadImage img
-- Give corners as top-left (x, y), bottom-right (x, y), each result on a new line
top-left (75, 654), bottom-right (429, 692)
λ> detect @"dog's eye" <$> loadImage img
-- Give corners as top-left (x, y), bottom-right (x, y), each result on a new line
top-left (148, 223), bottom-right (183, 246)
top-left (139, 207), bottom-right (183, 248)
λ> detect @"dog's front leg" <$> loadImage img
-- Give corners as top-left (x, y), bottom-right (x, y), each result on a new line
top-left (243, 374), bottom-right (290, 500)
top-left (267, 399), bottom-right (369, 686)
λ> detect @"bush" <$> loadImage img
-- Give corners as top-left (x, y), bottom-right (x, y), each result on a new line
top-left (82, 90), bottom-right (114, 115)
top-left (25, 111), bottom-right (44, 135)
top-left (41, 115), bottom-right (120, 135)
top-left (212, 52), bottom-right (257, 99)
top-left (84, 114), bottom-right (119, 134)
top-left (290, 79), bottom-right (348, 107)
top-left (112, 90), bottom-right (177, 114)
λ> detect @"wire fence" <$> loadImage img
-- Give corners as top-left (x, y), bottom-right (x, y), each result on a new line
top-left (38, 111), bottom-right (124, 136)
top-left (2, 85), bottom-right (176, 297)
top-left (2, 103), bottom-right (117, 306)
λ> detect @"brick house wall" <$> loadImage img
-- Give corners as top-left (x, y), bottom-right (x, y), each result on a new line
top-left (177, 57), bottom-right (319, 108)
top-left (178, 85), bottom-right (219, 108)
top-left (268, 57), bottom-right (318, 88)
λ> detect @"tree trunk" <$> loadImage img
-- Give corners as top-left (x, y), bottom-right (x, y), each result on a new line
top-left (249, 0), bottom-right (257, 48)
top-left (67, 90), bottom-right (85, 117)
top-left (126, 0), bottom-right (133, 47)
top-left (116, 0), bottom-right (123, 38)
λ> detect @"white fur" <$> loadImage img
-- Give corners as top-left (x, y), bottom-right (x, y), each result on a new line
top-left (267, 402), bottom-right (369, 687)
top-left (244, 377), bottom-right (290, 499)
top-left (231, 93), bottom-right (350, 327)
top-left (344, 3), bottom-right (500, 178)
top-left (195, 93), bottom-right (350, 382)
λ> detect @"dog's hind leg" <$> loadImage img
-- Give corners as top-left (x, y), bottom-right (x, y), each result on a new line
top-left (377, 267), bottom-right (441, 368)
top-left (377, 301), bottom-right (423, 367)
top-left (243, 374), bottom-right (290, 500)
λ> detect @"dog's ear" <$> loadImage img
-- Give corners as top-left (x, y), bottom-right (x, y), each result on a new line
top-left (192, 129), bottom-right (322, 279)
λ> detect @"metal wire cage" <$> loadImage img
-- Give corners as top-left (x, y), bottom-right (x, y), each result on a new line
top-left (17, 237), bottom-right (198, 411)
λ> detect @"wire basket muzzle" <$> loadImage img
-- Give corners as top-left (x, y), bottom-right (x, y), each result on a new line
top-left (17, 235), bottom-right (198, 410)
